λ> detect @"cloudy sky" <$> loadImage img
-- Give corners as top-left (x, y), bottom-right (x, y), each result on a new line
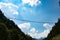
top-left (0, 0), bottom-right (60, 39)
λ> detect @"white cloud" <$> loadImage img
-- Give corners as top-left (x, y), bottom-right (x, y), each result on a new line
top-left (10, 9), bottom-right (19, 15)
top-left (28, 23), bottom-right (54, 39)
top-left (38, 29), bottom-right (50, 38)
top-left (22, 0), bottom-right (41, 7)
top-left (43, 23), bottom-right (52, 29)
top-left (30, 28), bottom-right (38, 33)
top-left (43, 23), bottom-right (54, 30)
top-left (0, 2), bottom-right (18, 8)
top-left (18, 23), bottom-right (30, 30)
top-left (0, 2), bottom-right (19, 16)
top-left (28, 29), bottom-right (50, 39)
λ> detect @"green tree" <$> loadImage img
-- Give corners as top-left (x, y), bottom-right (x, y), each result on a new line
top-left (7, 29), bottom-right (19, 40)
top-left (0, 23), bottom-right (8, 40)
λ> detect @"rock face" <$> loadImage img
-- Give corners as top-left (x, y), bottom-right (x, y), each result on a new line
top-left (45, 19), bottom-right (60, 40)
top-left (0, 10), bottom-right (33, 40)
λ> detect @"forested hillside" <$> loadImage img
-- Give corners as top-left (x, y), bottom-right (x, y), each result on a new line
top-left (0, 10), bottom-right (32, 40)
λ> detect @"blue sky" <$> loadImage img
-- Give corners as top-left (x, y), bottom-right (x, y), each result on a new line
top-left (0, 0), bottom-right (60, 39)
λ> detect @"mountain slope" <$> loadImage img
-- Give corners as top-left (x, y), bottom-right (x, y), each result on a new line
top-left (45, 19), bottom-right (60, 40)
top-left (52, 34), bottom-right (60, 40)
top-left (0, 10), bottom-right (32, 40)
